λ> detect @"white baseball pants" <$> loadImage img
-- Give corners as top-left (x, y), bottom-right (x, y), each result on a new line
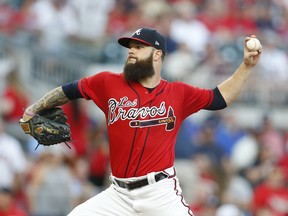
top-left (68, 167), bottom-right (194, 216)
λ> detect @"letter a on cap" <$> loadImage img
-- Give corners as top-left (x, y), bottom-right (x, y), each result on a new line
top-left (134, 29), bottom-right (142, 36)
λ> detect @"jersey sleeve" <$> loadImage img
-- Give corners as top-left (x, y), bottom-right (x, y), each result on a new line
top-left (62, 80), bottom-right (83, 100)
top-left (205, 87), bottom-right (227, 110)
top-left (78, 71), bottom-right (111, 110)
top-left (179, 82), bottom-right (214, 118)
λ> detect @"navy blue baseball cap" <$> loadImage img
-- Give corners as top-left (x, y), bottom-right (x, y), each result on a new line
top-left (118, 27), bottom-right (167, 55)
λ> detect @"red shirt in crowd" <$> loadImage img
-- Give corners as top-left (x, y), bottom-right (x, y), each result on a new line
top-left (0, 203), bottom-right (27, 216)
top-left (253, 181), bottom-right (288, 216)
top-left (3, 86), bottom-right (29, 122)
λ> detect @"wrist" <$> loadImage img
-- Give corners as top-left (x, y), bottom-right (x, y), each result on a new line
top-left (240, 62), bottom-right (253, 71)
top-left (24, 110), bottom-right (36, 117)
top-left (22, 110), bottom-right (35, 121)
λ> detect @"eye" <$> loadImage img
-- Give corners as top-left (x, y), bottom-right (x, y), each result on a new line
top-left (129, 43), bottom-right (144, 49)
top-left (135, 45), bottom-right (143, 49)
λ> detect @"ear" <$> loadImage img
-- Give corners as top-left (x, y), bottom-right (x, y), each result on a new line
top-left (153, 50), bottom-right (163, 61)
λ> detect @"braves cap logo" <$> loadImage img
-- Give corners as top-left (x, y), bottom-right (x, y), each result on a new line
top-left (133, 28), bottom-right (142, 36)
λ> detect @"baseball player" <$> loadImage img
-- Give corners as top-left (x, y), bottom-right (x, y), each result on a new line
top-left (20, 27), bottom-right (262, 215)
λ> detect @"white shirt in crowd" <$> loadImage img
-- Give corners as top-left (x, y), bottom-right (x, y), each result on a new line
top-left (0, 132), bottom-right (27, 188)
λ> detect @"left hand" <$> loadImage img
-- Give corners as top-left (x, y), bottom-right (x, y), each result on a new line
top-left (19, 107), bottom-right (71, 147)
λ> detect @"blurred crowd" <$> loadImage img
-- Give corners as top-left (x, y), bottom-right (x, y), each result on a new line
top-left (2, 0), bottom-right (288, 66)
top-left (1, 0), bottom-right (288, 216)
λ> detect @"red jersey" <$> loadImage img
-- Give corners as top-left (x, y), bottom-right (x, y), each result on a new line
top-left (79, 72), bottom-right (213, 178)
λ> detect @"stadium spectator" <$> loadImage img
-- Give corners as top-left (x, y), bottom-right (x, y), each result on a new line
top-left (87, 122), bottom-right (110, 189)
top-left (257, 115), bottom-right (285, 161)
top-left (164, 43), bottom-right (200, 81)
top-left (193, 118), bottom-right (225, 166)
top-left (0, 117), bottom-right (28, 212)
top-left (69, 0), bottom-right (115, 41)
top-left (230, 128), bottom-right (259, 171)
top-left (215, 204), bottom-right (245, 216)
top-left (26, 0), bottom-right (79, 53)
top-left (189, 154), bottom-right (220, 216)
top-left (26, 145), bottom-right (78, 216)
top-left (258, 31), bottom-right (288, 81)
top-left (1, 68), bottom-right (30, 147)
top-left (170, 0), bottom-right (211, 56)
top-left (253, 166), bottom-right (288, 216)
top-left (0, 188), bottom-right (27, 216)
top-left (1, 69), bottom-right (29, 122)
top-left (0, 0), bottom-right (27, 35)
top-left (175, 118), bottom-right (199, 159)
top-left (221, 155), bottom-right (254, 214)
top-left (214, 113), bottom-right (246, 158)
top-left (62, 99), bottom-right (90, 157)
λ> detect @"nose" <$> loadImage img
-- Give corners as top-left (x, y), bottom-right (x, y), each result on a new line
top-left (128, 47), bottom-right (134, 55)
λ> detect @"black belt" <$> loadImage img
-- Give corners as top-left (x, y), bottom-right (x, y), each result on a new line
top-left (114, 173), bottom-right (168, 190)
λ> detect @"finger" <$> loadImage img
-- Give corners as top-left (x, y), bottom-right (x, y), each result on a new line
top-left (245, 46), bottom-right (262, 55)
top-left (248, 51), bottom-right (259, 56)
top-left (245, 35), bottom-right (258, 43)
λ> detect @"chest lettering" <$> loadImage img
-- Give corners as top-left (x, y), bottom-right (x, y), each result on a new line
top-left (107, 97), bottom-right (176, 131)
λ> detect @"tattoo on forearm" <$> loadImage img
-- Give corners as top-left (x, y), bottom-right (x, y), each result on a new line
top-left (27, 87), bottom-right (69, 113)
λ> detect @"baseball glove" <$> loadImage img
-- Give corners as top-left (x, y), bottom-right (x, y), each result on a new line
top-left (19, 107), bottom-right (71, 148)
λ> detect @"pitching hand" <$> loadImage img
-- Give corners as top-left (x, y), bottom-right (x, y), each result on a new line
top-left (243, 35), bottom-right (262, 68)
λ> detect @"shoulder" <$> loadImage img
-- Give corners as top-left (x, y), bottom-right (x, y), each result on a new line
top-left (79, 71), bottom-right (124, 93)
top-left (80, 71), bottom-right (123, 84)
top-left (171, 81), bottom-right (208, 89)
top-left (169, 81), bottom-right (196, 89)
top-left (87, 71), bottom-right (123, 80)
top-left (168, 81), bottom-right (212, 97)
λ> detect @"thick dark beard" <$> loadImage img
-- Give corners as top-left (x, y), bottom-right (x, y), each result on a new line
top-left (123, 53), bottom-right (155, 82)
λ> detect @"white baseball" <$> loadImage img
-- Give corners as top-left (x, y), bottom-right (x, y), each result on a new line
top-left (246, 38), bottom-right (262, 51)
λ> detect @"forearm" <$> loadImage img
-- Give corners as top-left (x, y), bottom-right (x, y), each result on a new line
top-left (217, 35), bottom-right (262, 106)
top-left (218, 63), bottom-right (251, 106)
top-left (24, 86), bottom-right (69, 115)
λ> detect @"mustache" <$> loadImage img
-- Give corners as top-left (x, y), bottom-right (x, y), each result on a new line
top-left (127, 55), bottom-right (137, 60)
